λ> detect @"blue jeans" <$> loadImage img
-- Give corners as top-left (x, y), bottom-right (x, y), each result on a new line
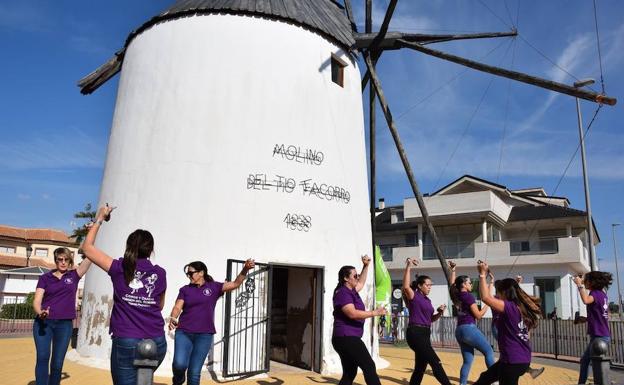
top-left (455, 323), bottom-right (496, 385)
top-left (579, 336), bottom-right (610, 384)
top-left (110, 336), bottom-right (167, 385)
top-left (172, 330), bottom-right (214, 385)
top-left (33, 318), bottom-right (73, 385)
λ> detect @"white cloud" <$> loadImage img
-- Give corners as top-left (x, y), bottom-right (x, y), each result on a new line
top-left (17, 193), bottom-right (30, 200)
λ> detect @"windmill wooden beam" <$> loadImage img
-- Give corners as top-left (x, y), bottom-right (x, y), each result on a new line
top-left (363, 53), bottom-right (453, 288)
top-left (398, 39), bottom-right (617, 106)
top-left (355, 30), bottom-right (517, 50)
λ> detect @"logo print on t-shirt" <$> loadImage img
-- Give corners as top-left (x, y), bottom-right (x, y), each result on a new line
top-left (203, 288), bottom-right (212, 297)
top-left (517, 320), bottom-right (529, 342)
top-left (145, 273), bottom-right (159, 298)
top-left (602, 298), bottom-right (609, 319)
top-left (64, 277), bottom-right (73, 284)
top-left (129, 271), bottom-right (145, 294)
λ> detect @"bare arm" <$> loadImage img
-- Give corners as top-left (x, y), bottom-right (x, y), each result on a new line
top-left (431, 304), bottom-right (446, 322)
top-left (222, 259), bottom-right (255, 292)
top-left (168, 298), bottom-right (184, 330)
top-left (159, 291), bottom-right (166, 310)
top-left (341, 303), bottom-right (386, 320)
top-left (402, 258), bottom-right (416, 301)
top-left (75, 257), bottom-right (93, 278)
top-left (33, 288), bottom-right (47, 317)
top-left (573, 276), bottom-right (594, 304)
top-left (469, 303), bottom-right (489, 319)
top-left (82, 206), bottom-right (114, 272)
top-left (355, 255), bottom-right (371, 292)
top-left (478, 262), bottom-right (504, 313)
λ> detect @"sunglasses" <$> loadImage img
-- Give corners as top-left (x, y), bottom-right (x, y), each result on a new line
top-left (56, 258), bottom-right (70, 263)
top-left (186, 270), bottom-right (199, 278)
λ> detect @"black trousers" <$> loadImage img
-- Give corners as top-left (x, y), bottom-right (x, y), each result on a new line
top-left (406, 325), bottom-right (452, 385)
top-left (473, 361), bottom-right (530, 385)
top-left (332, 336), bottom-right (381, 385)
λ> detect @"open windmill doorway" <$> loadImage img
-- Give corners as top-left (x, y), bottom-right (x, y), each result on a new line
top-left (269, 264), bottom-right (324, 373)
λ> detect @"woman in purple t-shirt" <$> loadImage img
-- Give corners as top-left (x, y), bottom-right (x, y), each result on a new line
top-left (403, 258), bottom-right (452, 385)
top-left (83, 205), bottom-right (167, 385)
top-left (32, 247), bottom-right (92, 385)
top-left (167, 259), bottom-right (254, 385)
top-left (332, 255), bottom-right (386, 385)
top-left (573, 271), bottom-right (612, 384)
top-left (448, 261), bottom-right (494, 385)
top-left (473, 262), bottom-right (541, 385)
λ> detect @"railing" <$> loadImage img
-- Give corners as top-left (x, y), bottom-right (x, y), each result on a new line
top-left (423, 242), bottom-right (475, 260)
top-left (510, 237), bottom-right (559, 256)
top-left (381, 316), bottom-right (624, 365)
top-left (0, 293), bottom-right (34, 336)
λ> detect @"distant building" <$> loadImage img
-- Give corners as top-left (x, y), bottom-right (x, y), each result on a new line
top-left (375, 175), bottom-right (596, 320)
top-left (0, 225), bottom-right (77, 269)
top-left (0, 225), bottom-right (79, 303)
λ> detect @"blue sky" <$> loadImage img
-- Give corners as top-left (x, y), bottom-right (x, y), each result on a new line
top-left (1, 1), bottom-right (623, 294)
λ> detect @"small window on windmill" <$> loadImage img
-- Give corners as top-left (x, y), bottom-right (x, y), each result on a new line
top-left (331, 53), bottom-right (347, 87)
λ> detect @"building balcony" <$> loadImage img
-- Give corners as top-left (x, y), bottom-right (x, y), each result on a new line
top-left (383, 236), bottom-right (590, 271)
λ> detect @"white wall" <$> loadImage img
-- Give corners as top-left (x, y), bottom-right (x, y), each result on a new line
top-left (78, 14), bottom-right (372, 376)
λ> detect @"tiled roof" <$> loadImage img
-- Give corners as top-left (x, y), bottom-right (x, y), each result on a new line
top-left (0, 225), bottom-right (76, 245)
top-left (0, 255), bottom-right (55, 269)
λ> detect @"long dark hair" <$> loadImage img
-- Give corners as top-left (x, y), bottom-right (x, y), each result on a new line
top-left (122, 229), bottom-right (154, 285)
top-left (335, 265), bottom-right (355, 293)
top-left (584, 271), bottom-right (613, 290)
top-left (450, 275), bottom-right (470, 306)
top-left (184, 261), bottom-right (214, 283)
top-left (496, 278), bottom-right (541, 330)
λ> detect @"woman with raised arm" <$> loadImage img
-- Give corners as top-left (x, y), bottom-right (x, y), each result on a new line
top-left (332, 255), bottom-right (386, 385)
top-left (473, 261), bottom-right (541, 385)
top-left (448, 261), bottom-right (494, 385)
top-left (168, 259), bottom-right (255, 385)
top-left (82, 205), bottom-right (167, 385)
top-left (403, 258), bottom-right (452, 385)
top-left (32, 247), bottom-right (92, 385)
top-left (573, 271), bottom-right (613, 385)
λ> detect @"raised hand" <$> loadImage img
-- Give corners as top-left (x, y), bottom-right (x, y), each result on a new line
top-left (361, 255), bottom-right (371, 267)
top-left (243, 259), bottom-right (255, 270)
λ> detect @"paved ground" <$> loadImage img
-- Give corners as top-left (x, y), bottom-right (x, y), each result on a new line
top-left (3, 337), bottom-right (622, 385)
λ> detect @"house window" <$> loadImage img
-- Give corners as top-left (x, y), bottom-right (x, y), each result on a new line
top-left (405, 234), bottom-right (417, 247)
top-left (331, 54), bottom-right (347, 87)
top-left (380, 246), bottom-right (394, 262)
top-left (35, 248), bottom-right (48, 257)
top-left (0, 246), bottom-right (16, 254)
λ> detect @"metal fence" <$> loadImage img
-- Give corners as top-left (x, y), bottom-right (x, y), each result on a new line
top-left (381, 316), bottom-right (624, 365)
top-left (0, 293), bottom-right (34, 336)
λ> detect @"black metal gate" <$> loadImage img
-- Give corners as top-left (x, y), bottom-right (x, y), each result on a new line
top-left (222, 259), bottom-right (272, 377)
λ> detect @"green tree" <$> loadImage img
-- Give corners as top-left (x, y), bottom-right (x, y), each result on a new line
top-left (71, 203), bottom-right (96, 243)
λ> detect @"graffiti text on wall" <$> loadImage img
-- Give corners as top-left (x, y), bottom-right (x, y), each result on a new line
top-left (273, 144), bottom-right (324, 166)
top-left (283, 214), bottom-right (312, 232)
top-left (247, 173), bottom-right (350, 204)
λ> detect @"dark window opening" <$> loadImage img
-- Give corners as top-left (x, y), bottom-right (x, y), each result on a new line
top-left (331, 54), bottom-right (347, 87)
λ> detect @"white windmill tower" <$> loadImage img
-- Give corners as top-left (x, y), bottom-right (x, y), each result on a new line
top-left (76, 0), bottom-right (616, 378)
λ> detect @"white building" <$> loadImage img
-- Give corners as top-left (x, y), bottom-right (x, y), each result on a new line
top-left (77, 0), bottom-right (374, 377)
top-left (375, 175), bottom-right (595, 320)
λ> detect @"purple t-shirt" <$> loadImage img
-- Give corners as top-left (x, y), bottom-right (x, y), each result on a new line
top-left (496, 300), bottom-right (531, 364)
top-left (456, 291), bottom-right (476, 326)
top-left (333, 286), bottom-right (365, 337)
top-left (587, 290), bottom-right (610, 337)
top-left (108, 258), bottom-right (166, 338)
top-left (408, 291), bottom-right (434, 327)
top-left (36, 269), bottom-right (81, 320)
top-left (177, 281), bottom-right (224, 334)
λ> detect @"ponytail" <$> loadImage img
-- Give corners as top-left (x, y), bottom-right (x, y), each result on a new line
top-left (122, 229), bottom-right (154, 285)
top-left (450, 275), bottom-right (470, 307)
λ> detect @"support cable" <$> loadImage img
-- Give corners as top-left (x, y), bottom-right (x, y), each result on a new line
top-left (504, 105), bottom-right (603, 277)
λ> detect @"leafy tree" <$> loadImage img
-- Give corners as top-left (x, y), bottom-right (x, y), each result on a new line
top-left (71, 203), bottom-right (96, 243)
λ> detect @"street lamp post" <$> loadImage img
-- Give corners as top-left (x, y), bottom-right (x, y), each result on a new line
top-left (26, 245), bottom-right (33, 267)
top-left (574, 78), bottom-right (597, 271)
top-left (613, 223), bottom-right (623, 320)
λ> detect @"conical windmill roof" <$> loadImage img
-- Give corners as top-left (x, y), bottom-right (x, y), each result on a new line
top-left (132, 0), bottom-right (355, 49)
top-left (79, 0), bottom-right (355, 93)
